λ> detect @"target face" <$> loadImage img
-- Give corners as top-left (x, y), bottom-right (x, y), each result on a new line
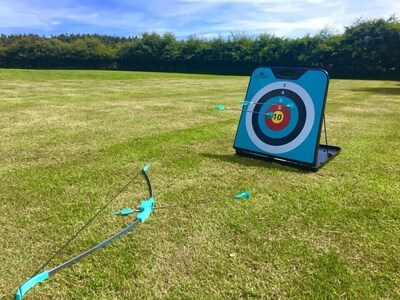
top-left (245, 81), bottom-right (315, 154)
top-left (234, 67), bottom-right (329, 165)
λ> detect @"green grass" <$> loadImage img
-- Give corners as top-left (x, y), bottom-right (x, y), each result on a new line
top-left (1, 69), bottom-right (399, 299)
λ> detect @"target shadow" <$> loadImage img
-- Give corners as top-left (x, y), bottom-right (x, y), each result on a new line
top-left (200, 152), bottom-right (305, 173)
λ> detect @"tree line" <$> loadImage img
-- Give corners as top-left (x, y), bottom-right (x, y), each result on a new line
top-left (0, 16), bottom-right (399, 79)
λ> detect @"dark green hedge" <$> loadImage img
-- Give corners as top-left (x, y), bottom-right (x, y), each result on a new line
top-left (1, 17), bottom-right (399, 79)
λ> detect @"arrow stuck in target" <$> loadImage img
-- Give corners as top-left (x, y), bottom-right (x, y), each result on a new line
top-left (240, 100), bottom-right (294, 110)
top-left (214, 102), bottom-right (293, 119)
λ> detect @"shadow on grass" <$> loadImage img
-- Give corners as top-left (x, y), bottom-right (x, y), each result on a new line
top-left (200, 152), bottom-right (305, 173)
top-left (348, 86), bottom-right (400, 96)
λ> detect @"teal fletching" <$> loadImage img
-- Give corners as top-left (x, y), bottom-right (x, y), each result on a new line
top-left (234, 190), bottom-right (250, 199)
top-left (286, 103), bottom-right (295, 109)
top-left (214, 104), bottom-right (225, 110)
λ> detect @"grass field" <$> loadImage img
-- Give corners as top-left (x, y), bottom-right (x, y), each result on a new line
top-left (1, 69), bottom-right (399, 299)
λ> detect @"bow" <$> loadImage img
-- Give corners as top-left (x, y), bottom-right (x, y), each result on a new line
top-left (15, 164), bottom-right (154, 300)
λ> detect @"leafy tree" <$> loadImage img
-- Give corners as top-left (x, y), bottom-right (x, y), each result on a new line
top-left (0, 16), bottom-right (399, 78)
top-left (340, 16), bottom-right (400, 69)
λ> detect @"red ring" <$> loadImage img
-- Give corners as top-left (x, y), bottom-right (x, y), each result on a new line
top-left (265, 104), bottom-right (291, 131)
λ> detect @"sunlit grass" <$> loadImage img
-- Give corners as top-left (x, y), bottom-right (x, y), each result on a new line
top-left (1, 69), bottom-right (399, 299)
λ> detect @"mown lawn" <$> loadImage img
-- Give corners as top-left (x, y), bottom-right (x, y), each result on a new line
top-left (1, 69), bottom-right (399, 299)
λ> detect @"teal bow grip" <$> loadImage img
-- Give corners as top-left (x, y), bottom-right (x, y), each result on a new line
top-left (136, 197), bottom-right (154, 222)
top-left (15, 271), bottom-right (49, 300)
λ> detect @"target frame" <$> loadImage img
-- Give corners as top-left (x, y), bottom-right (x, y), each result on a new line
top-left (233, 67), bottom-right (332, 167)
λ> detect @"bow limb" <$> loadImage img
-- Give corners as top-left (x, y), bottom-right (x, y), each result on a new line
top-left (15, 164), bottom-right (154, 300)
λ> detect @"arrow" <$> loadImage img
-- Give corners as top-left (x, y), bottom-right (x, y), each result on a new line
top-left (154, 190), bottom-right (251, 210)
top-left (240, 100), bottom-right (294, 110)
top-left (215, 104), bottom-right (274, 119)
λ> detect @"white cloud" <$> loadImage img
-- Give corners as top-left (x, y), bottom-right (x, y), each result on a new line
top-left (0, 2), bottom-right (96, 31)
top-left (0, 2), bottom-right (45, 28)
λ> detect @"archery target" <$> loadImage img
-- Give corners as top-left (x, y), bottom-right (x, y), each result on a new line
top-left (245, 81), bottom-right (315, 154)
top-left (234, 67), bottom-right (329, 165)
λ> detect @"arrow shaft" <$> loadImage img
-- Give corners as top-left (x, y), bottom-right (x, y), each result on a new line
top-left (224, 107), bottom-right (275, 118)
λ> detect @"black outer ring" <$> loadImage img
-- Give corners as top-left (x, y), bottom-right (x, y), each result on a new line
top-left (251, 89), bottom-right (306, 146)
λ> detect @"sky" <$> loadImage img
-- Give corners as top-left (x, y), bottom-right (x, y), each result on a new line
top-left (0, 0), bottom-right (398, 39)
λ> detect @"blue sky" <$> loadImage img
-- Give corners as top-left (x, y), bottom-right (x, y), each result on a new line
top-left (0, 0), bottom-right (398, 38)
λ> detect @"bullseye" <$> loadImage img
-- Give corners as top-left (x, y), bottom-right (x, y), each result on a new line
top-left (265, 104), bottom-right (290, 130)
top-left (272, 111), bottom-right (283, 123)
